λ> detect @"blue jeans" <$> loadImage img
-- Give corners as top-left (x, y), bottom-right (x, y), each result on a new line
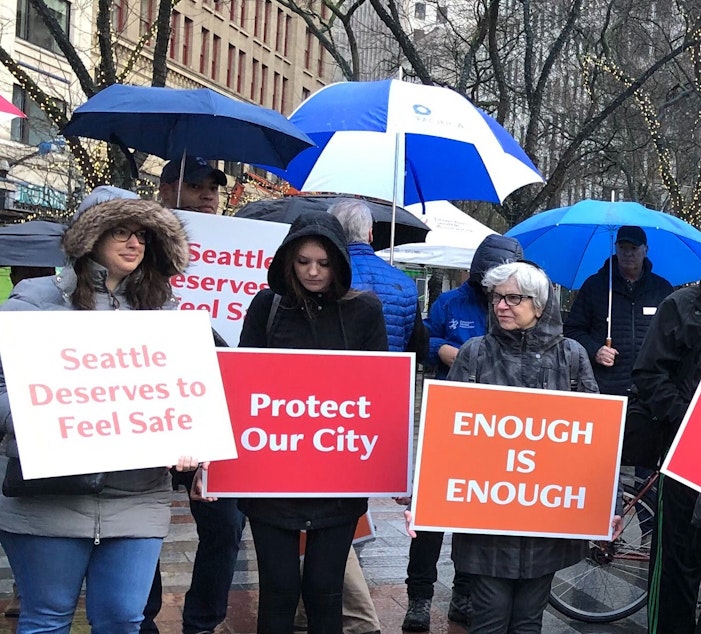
top-left (142, 493), bottom-right (246, 634)
top-left (0, 530), bottom-right (161, 634)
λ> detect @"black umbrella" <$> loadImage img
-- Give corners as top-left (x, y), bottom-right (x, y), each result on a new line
top-left (0, 220), bottom-right (66, 266)
top-left (235, 194), bottom-right (430, 252)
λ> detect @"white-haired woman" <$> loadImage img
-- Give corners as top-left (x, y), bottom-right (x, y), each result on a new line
top-left (443, 261), bottom-right (622, 634)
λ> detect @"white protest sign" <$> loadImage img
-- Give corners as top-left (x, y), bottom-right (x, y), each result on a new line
top-left (172, 211), bottom-right (289, 346)
top-left (0, 310), bottom-right (237, 479)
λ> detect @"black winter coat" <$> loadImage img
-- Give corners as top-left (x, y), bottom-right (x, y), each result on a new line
top-left (564, 256), bottom-right (672, 395)
top-left (237, 212), bottom-right (388, 530)
top-left (633, 285), bottom-right (701, 432)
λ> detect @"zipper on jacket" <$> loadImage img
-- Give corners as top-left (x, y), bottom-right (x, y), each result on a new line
top-left (109, 291), bottom-right (121, 310)
top-left (93, 496), bottom-right (102, 544)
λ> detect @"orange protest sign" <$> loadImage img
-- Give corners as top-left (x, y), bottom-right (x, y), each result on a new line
top-left (412, 380), bottom-right (626, 540)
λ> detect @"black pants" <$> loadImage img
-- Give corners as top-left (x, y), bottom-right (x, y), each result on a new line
top-left (648, 474), bottom-right (701, 634)
top-left (406, 530), bottom-right (472, 599)
top-left (141, 474), bottom-right (246, 634)
top-left (249, 519), bottom-right (357, 634)
top-left (469, 573), bottom-right (554, 634)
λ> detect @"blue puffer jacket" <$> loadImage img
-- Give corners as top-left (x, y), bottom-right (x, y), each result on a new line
top-left (348, 243), bottom-right (417, 352)
top-left (424, 282), bottom-right (487, 378)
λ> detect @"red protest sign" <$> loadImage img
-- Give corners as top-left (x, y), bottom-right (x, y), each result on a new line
top-left (412, 380), bottom-right (626, 540)
top-left (205, 349), bottom-right (414, 497)
top-left (662, 382), bottom-right (701, 491)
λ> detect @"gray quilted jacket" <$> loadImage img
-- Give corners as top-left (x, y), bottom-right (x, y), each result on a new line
top-left (0, 263), bottom-right (178, 541)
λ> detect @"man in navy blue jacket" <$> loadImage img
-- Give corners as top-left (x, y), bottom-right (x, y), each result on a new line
top-left (564, 225), bottom-right (672, 397)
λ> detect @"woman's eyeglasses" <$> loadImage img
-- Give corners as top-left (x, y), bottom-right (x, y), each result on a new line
top-left (490, 292), bottom-right (533, 307)
top-left (111, 227), bottom-right (149, 244)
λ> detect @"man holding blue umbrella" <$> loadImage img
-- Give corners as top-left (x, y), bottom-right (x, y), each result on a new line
top-left (564, 225), bottom-right (673, 398)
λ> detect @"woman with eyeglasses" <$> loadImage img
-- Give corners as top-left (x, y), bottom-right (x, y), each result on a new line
top-left (0, 194), bottom-right (198, 632)
top-left (439, 261), bottom-right (623, 634)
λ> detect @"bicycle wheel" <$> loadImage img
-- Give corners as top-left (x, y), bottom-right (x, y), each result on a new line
top-left (548, 482), bottom-right (655, 623)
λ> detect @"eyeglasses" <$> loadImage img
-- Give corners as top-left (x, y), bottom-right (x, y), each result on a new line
top-left (490, 292), bottom-right (533, 307)
top-left (111, 227), bottom-right (149, 244)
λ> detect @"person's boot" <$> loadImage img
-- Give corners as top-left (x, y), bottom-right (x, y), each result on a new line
top-left (447, 590), bottom-right (472, 625)
top-left (401, 597), bottom-right (431, 632)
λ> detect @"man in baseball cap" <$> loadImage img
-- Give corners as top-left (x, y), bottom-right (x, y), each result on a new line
top-left (159, 156), bottom-right (227, 214)
top-left (565, 223), bottom-right (672, 390)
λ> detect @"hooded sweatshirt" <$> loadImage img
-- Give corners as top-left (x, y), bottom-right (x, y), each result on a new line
top-left (238, 212), bottom-right (388, 529)
top-left (0, 198), bottom-right (189, 541)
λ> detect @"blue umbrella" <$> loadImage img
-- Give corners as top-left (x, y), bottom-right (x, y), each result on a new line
top-left (505, 199), bottom-right (701, 289)
top-left (0, 220), bottom-right (66, 267)
top-left (61, 84), bottom-right (314, 168)
top-left (264, 79), bottom-right (544, 207)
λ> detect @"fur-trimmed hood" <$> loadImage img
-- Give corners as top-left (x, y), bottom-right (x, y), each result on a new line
top-left (62, 198), bottom-right (189, 275)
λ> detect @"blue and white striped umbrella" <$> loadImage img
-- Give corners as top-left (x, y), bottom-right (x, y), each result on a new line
top-left (266, 79), bottom-right (544, 207)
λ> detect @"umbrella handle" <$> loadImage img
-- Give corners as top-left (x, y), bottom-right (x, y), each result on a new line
top-left (605, 337), bottom-right (612, 347)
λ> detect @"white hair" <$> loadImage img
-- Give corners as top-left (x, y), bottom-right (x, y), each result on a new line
top-left (328, 199), bottom-right (373, 244)
top-left (482, 261), bottom-right (550, 311)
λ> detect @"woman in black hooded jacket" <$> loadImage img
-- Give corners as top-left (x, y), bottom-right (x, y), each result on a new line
top-left (238, 211), bottom-right (388, 633)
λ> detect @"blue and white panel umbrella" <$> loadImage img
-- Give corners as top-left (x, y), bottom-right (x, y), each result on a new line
top-left (267, 79), bottom-right (544, 208)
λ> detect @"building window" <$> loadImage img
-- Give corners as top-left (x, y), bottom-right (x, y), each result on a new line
top-left (414, 2), bottom-right (425, 19)
top-left (226, 44), bottom-right (236, 88)
top-left (139, 0), bottom-right (155, 37)
top-left (183, 17), bottom-right (193, 65)
top-left (437, 5), bottom-right (447, 22)
top-left (281, 76), bottom-right (288, 114)
top-left (11, 85), bottom-right (63, 146)
top-left (302, 87), bottom-right (310, 102)
top-left (253, 0), bottom-right (261, 37)
top-left (237, 50), bottom-right (246, 94)
top-left (239, 0), bottom-right (246, 28)
top-left (169, 10), bottom-right (179, 59)
top-left (260, 64), bottom-right (268, 105)
top-left (16, 0), bottom-right (70, 54)
top-left (211, 34), bottom-right (220, 80)
top-left (284, 15), bottom-right (291, 56)
top-left (111, 0), bottom-right (127, 31)
top-left (275, 8), bottom-right (284, 52)
top-left (250, 58), bottom-right (259, 101)
top-left (199, 27), bottom-right (210, 74)
top-left (263, 0), bottom-right (271, 42)
top-left (304, 28), bottom-right (312, 69)
top-left (273, 71), bottom-right (280, 111)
